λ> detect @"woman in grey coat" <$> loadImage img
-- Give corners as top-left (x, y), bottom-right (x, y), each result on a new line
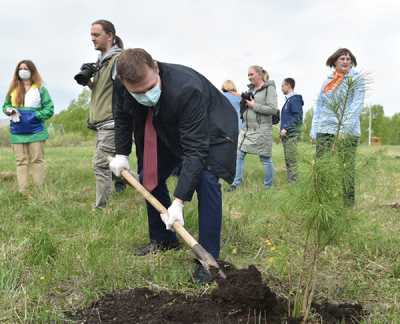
top-left (228, 65), bottom-right (278, 191)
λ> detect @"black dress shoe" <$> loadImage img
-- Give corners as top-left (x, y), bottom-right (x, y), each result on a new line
top-left (192, 260), bottom-right (214, 284)
top-left (134, 240), bottom-right (181, 256)
top-left (226, 185), bottom-right (237, 192)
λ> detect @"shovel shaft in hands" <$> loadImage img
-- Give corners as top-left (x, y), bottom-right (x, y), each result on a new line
top-left (119, 169), bottom-right (199, 248)
top-left (112, 163), bottom-right (223, 275)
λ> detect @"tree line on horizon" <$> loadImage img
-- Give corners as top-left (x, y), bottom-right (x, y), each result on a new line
top-left (49, 90), bottom-right (400, 145)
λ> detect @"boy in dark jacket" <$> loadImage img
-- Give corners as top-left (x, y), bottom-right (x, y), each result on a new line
top-left (109, 48), bottom-right (238, 283)
top-left (280, 78), bottom-right (303, 183)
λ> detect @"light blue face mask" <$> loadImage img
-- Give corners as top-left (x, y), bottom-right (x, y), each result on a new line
top-left (129, 84), bottom-right (161, 107)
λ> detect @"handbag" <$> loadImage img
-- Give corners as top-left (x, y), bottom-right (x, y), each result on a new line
top-left (264, 85), bottom-right (280, 125)
top-left (272, 109), bottom-right (280, 125)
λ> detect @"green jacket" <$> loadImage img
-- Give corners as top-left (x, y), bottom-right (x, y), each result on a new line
top-left (238, 80), bottom-right (278, 157)
top-left (2, 86), bottom-right (54, 144)
top-left (89, 54), bottom-right (119, 126)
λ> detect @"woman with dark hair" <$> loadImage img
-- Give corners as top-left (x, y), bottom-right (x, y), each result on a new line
top-left (2, 60), bottom-right (54, 193)
top-left (310, 48), bottom-right (366, 206)
top-left (228, 65), bottom-right (278, 191)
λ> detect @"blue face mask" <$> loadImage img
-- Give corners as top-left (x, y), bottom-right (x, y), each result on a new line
top-left (129, 84), bottom-right (161, 107)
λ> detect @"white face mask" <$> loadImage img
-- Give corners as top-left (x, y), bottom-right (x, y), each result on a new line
top-left (129, 84), bottom-right (161, 107)
top-left (18, 69), bottom-right (31, 80)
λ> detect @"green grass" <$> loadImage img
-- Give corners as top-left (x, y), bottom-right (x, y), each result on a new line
top-left (0, 143), bottom-right (399, 323)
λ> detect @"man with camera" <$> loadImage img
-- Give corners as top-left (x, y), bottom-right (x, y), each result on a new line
top-left (75, 20), bottom-right (125, 209)
top-left (109, 48), bottom-right (238, 283)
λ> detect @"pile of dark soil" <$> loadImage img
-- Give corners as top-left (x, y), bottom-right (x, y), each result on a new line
top-left (71, 264), bottom-right (365, 323)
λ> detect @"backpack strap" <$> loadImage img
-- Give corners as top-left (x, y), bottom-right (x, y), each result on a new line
top-left (110, 55), bottom-right (119, 82)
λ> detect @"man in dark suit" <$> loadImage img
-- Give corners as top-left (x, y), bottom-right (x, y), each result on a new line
top-left (109, 48), bottom-right (238, 283)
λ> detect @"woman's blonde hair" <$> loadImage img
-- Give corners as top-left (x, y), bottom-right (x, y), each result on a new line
top-left (221, 80), bottom-right (237, 92)
top-left (249, 65), bottom-right (269, 82)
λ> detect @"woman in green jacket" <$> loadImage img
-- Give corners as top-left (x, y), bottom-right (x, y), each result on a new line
top-left (2, 60), bottom-right (54, 193)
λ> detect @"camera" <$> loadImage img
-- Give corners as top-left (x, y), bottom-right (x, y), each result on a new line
top-left (241, 91), bottom-right (254, 101)
top-left (74, 63), bottom-right (97, 86)
top-left (239, 91), bottom-right (254, 118)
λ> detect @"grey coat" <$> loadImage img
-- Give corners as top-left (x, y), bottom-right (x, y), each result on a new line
top-left (238, 80), bottom-right (278, 157)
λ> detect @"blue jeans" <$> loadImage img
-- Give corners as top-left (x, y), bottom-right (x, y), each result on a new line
top-left (145, 170), bottom-right (222, 259)
top-left (232, 150), bottom-right (274, 188)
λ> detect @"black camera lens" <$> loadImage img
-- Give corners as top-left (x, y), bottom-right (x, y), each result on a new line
top-left (241, 91), bottom-right (254, 101)
top-left (74, 63), bottom-right (97, 86)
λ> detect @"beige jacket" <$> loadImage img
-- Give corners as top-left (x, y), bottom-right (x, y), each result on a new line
top-left (238, 80), bottom-right (278, 156)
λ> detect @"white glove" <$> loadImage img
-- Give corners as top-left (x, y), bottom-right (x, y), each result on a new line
top-left (6, 108), bottom-right (20, 122)
top-left (11, 113), bottom-right (20, 123)
top-left (5, 108), bottom-right (15, 116)
top-left (109, 154), bottom-right (130, 177)
top-left (161, 199), bottom-right (184, 231)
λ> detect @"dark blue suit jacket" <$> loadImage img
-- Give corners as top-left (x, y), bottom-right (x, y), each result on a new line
top-left (113, 63), bottom-right (238, 201)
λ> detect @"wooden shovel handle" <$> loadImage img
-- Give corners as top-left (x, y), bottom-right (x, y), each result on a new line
top-left (108, 156), bottom-right (222, 275)
top-left (107, 156), bottom-right (199, 247)
top-left (120, 169), bottom-right (198, 248)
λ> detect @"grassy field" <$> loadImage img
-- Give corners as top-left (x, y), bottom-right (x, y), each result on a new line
top-left (0, 143), bottom-right (399, 323)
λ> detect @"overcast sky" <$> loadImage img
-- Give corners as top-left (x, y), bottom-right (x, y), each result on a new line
top-left (0, 0), bottom-right (399, 117)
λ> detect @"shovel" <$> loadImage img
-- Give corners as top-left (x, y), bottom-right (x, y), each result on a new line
top-left (107, 157), bottom-right (226, 279)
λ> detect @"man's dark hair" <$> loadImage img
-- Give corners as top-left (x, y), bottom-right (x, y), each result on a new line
top-left (284, 78), bottom-right (295, 89)
top-left (92, 19), bottom-right (124, 49)
top-left (326, 48), bottom-right (357, 68)
top-left (117, 48), bottom-right (156, 83)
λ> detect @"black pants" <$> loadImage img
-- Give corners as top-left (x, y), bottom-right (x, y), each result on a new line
top-left (316, 133), bottom-right (359, 206)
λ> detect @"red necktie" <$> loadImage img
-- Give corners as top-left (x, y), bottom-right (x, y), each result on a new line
top-left (143, 109), bottom-right (158, 191)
